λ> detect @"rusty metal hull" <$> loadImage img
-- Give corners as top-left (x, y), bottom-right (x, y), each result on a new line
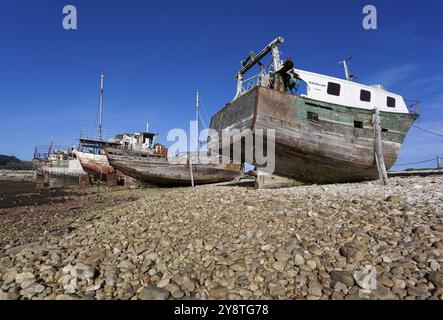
top-left (106, 149), bottom-right (243, 186)
top-left (209, 86), bottom-right (418, 184)
top-left (75, 151), bottom-right (114, 177)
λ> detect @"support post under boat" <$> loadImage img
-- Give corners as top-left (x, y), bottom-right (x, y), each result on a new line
top-left (189, 154), bottom-right (195, 188)
top-left (373, 107), bottom-right (389, 186)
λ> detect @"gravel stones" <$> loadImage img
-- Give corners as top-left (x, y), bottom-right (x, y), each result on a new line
top-left (1, 176), bottom-right (442, 300)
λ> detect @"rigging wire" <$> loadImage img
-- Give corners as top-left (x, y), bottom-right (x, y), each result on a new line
top-left (412, 124), bottom-right (443, 138)
top-left (199, 112), bottom-right (208, 129)
top-left (392, 158), bottom-right (440, 167)
top-left (198, 94), bottom-right (210, 129)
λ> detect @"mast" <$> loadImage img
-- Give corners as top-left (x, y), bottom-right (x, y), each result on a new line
top-left (196, 89), bottom-right (199, 159)
top-left (338, 57), bottom-right (354, 81)
top-left (98, 71), bottom-right (104, 141)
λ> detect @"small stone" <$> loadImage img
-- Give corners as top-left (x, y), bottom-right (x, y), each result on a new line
top-left (330, 203), bottom-right (340, 210)
top-left (22, 283), bottom-right (45, 296)
top-left (430, 261), bottom-right (441, 271)
top-left (0, 291), bottom-right (13, 300)
top-left (172, 274), bottom-right (187, 287)
top-left (209, 285), bottom-right (229, 299)
top-left (294, 254), bottom-right (305, 266)
top-left (427, 271), bottom-right (443, 289)
top-left (245, 230), bottom-right (254, 239)
top-left (306, 259), bottom-right (317, 270)
top-left (431, 224), bottom-right (443, 232)
top-left (136, 244), bottom-right (149, 255)
top-left (15, 272), bottom-right (35, 284)
top-left (55, 294), bottom-right (80, 300)
top-left (353, 266), bottom-right (377, 291)
top-left (372, 285), bottom-right (397, 300)
top-left (340, 230), bottom-right (353, 238)
top-left (231, 263), bottom-right (246, 272)
top-left (79, 265), bottom-right (98, 281)
top-left (393, 279), bottom-right (406, 289)
top-left (308, 281), bottom-right (323, 297)
top-left (157, 278), bottom-right (170, 289)
top-left (329, 270), bottom-right (355, 287)
top-left (261, 244), bottom-right (271, 251)
top-left (273, 261), bottom-right (285, 272)
top-left (378, 275), bottom-right (394, 288)
top-left (182, 280), bottom-right (196, 292)
top-left (385, 195), bottom-right (402, 203)
top-left (274, 249), bottom-right (291, 262)
top-left (339, 243), bottom-right (367, 261)
top-left (139, 286), bottom-right (170, 300)
top-left (268, 284), bottom-right (286, 297)
top-left (172, 290), bottom-right (185, 299)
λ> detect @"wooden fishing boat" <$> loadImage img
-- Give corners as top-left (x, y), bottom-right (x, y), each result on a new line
top-left (208, 37), bottom-right (419, 185)
top-left (75, 72), bottom-right (118, 180)
top-left (33, 147), bottom-right (88, 188)
top-left (105, 148), bottom-right (242, 186)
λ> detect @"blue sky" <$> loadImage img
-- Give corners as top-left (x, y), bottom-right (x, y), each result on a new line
top-left (0, 0), bottom-right (442, 169)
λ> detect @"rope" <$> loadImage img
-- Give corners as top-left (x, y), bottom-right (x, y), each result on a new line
top-left (392, 158), bottom-right (439, 167)
top-left (412, 125), bottom-right (443, 138)
top-left (199, 113), bottom-right (208, 130)
top-left (198, 94), bottom-right (210, 129)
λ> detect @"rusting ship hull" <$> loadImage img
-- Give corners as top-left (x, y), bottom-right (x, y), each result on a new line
top-left (75, 151), bottom-right (114, 176)
top-left (209, 86), bottom-right (418, 184)
top-left (106, 148), bottom-right (242, 186)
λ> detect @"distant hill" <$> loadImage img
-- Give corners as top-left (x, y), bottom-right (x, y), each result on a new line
top-left (0, 154), bottom-right (33, 170)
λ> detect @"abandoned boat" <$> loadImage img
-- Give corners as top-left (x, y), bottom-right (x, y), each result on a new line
top-left (33, 145), bottom-right (88, 188)
top-left (208, 37), bottom-right (419, 185)
top-left (105, 90), bottom-right (243, 186)
top-left (106, 148), bottom-right (242, 186)
top-left (74, 72), bottom-right (120, 181)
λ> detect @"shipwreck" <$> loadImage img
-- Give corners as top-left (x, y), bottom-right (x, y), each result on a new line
top-left (208, 37), bottom-right (419, 187)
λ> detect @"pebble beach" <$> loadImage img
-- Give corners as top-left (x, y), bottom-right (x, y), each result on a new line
top-left (1, 176), bottom-right (442, 300)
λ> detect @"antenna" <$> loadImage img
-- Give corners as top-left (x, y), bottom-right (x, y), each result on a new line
top-left (338, 57), bottom-right (354, 81)
top-left (98, 71), bottom-right (104, 141)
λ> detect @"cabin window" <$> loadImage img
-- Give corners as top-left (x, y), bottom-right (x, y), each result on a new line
top-left (307, 112), bottom-right (319, 121)
top-left (327, 82), bottom-right (341, 96)
top-left (354, 121), bottom-right (364, 129)
top-left (387, 96), bottom-right (396, 108)
top-left (360, 90), bottom-right (371, 102)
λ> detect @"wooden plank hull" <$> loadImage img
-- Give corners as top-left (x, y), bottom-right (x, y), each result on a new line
top-left (106, 149), bottom-right (243, 186)
top-left (209, 86), bottom-right (418, 183)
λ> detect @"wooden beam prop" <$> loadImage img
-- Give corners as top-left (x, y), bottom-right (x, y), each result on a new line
top-left (373, 107), bottom-right (389, 186)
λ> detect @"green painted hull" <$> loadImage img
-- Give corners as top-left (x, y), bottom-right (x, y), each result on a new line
top-left (209, 86), bottom-right (418, 183)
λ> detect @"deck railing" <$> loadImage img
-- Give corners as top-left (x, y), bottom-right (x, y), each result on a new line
top-left (79, 127), bottom-right (118, 142)
top-left (33, 146), bottom-right (71, 160)
top-left (405, 99), bottom-right (420, 114)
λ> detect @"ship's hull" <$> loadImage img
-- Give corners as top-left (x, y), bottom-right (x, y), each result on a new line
top-left (209, 86), bottom-right (418, 184)
top-left (106, 148), bottom-right (242, 186)
top-left (33, 159), bottom-right (87, 187)
top-left (75, 151), bottom-right (114, 176)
